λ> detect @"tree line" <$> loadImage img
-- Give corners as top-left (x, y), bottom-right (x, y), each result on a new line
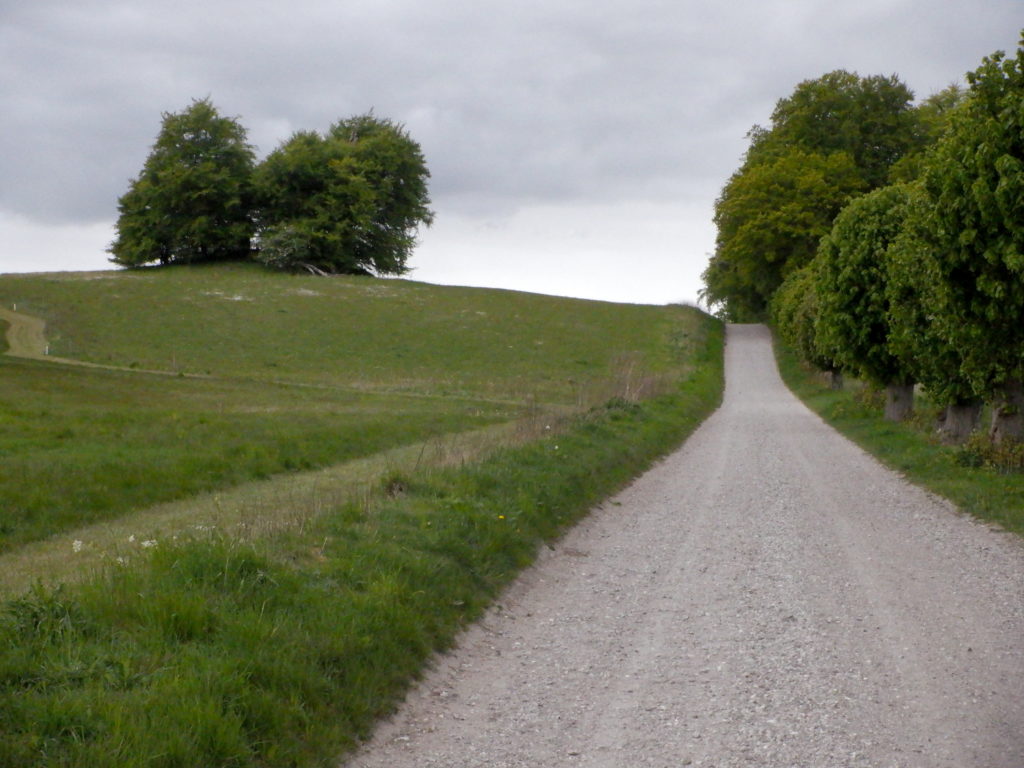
top-left (701, 33), bottom-right (1024, 444)
top-left (108, 99), bottom-right (433, 276)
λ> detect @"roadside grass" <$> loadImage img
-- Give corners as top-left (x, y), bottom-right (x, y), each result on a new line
top-left (0, 263), bottom-right (696, 403)
top-left (0, 314), bottom-right (724, 768)
top-left (773, 336), bottom-right (1024, 537)
top-left (0, 421), bottom-right (527, 599)
top-left (0, 355), bottom-right (512, 553)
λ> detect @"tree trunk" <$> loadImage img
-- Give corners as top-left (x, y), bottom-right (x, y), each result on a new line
top-left (936, 399), bottom-right (982, 444)
top-left (884, 382), bottom-right (915, 422)
top-left (989, 378), bottom-right (1024, 444)
top-left (827, 369), bottom-right (844, 390)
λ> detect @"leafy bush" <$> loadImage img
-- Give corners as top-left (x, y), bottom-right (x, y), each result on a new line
top-left (955, 434), bottom-right (1024, 473)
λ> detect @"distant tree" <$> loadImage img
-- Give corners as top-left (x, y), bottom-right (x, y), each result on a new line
top-left (920, 35), bottom-right (1024, 441)
top-left (702, 70), bottom-right (918, 319)
top-left (255, 115), bottom-right (432, 275)
top-left (747, 70), bottom-right (921, 188)
top-left (109, 98), bottom-right (256, 267)
top-left (815, 184), bottom-right (917, 420)
top-left (701, 150), bottom-right (865, 320)
top-left (254, 129), bottom-right (377, 275)
top-left (330, 115), bottom-right (434, 275)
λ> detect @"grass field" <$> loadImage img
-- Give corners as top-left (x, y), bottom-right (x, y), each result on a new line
top-left (773, 335), bottom-right (1024, 537)
top-left (0, 262), bottom-right (695, 402)
top-left (0, 263), bottom-right (701, 556)
top-left (0, 263), bottom-right (724, 767)
top-left (0, 355), bottom-right (510, 554)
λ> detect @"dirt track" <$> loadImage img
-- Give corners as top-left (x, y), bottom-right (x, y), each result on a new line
top-left (0, 306), bottom-right (48, 357)
top-left (347, 324), bottom-right (1024, 768)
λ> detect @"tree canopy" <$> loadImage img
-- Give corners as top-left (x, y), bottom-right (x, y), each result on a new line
top-left (770, 264), bottom-right (838, 380)
top-left (702, 149), bottom-right (865, 320)
top-left (748, 70), bottom-right (921, 188)
top-left (701, 70), bottom-right (920, 320)
top-left (109, 98), bottom-right (256, 267)
top-left (255, 115), bottom-right (433, 276)
top-left (110, 103), bottom-right (432, 276)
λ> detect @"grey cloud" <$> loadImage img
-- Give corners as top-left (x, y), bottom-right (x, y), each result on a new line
top-left (1, 0), bottom-right (1021, 228)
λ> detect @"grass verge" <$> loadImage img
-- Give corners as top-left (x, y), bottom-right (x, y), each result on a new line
top-left (773, 335), bottom-right (1024, 537)
top-left (0, 317), bottom-right (724, 768)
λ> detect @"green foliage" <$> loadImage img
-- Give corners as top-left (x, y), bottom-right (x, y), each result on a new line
top-left (955, 432), bottom-right (1024, 473)
top-left (814, 184), bottom-right (914, 388)
top-left (330, 115), bottom-right (434, 275)
top-left (0, 317), bottom-right (725, 768)
top-left (254, 116), bottom-right (432, 276)
top-left (109, 99), bottom-right (256, 267)
top-left (749, 70), bottom-right (921, 188)
top-left (703, 70), bottom-right (918, 320)
top-left (920, 34), bottom-right (1024, 401)
top-left (889, 84), bottom-right (969, 182)
top-left (770, 264), bottom-right (836, 374)
top-left (703, 150), bottom-right (865, 319)
top-left (885, 182), bottom-right (976, 406)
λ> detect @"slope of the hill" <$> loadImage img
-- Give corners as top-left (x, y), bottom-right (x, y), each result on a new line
top-left (0, 263), bottom-right (696, 403)
top-left (0, 263), bottom-right (707, 553)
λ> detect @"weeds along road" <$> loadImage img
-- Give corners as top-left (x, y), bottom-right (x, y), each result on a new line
top-left (349, 324), bottom-right (1024, 768)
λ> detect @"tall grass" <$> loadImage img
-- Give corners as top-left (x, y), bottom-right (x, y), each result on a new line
top-left (774, 335), bottom-right (1024, 537)
top-left (0, 312), bottom-right (724, 768)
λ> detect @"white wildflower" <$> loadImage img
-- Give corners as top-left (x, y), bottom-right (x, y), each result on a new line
top-left (72, 540), bottom-right (83, 553)
top-left (141, 539), bottom-right (157, 549)
top-left (128, 534), bottom-right (136, 543)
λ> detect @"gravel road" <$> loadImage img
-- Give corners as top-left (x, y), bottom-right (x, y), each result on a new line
top-left (347, 323), bottom-right (1024, 768)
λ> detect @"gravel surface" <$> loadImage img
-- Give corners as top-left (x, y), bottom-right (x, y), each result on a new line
top-left (347, 323), bottom-right (1024, 768)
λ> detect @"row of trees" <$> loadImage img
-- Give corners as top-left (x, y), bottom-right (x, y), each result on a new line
top-left (108, 99), bottom-right (433, 276)
top-left (706, 34), bottom-right (1024, 443)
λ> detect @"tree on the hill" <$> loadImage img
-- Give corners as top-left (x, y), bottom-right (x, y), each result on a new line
top-left (920, 35), bottom-right (1024, 441)
top-left (255, 114), bottom-right (432, 275)
top-left (109, 98), bottom-right (256, 267)
top-left (701, 150), bottom-right (865, 320)
top-left (254, 130), bottom-right (377, 275)
top-left (814, 184), bottom-right (917, 420)
top-left (330, 115), bottom-right (434, 275)
top-left (885, 182), bottom-right (980, 441)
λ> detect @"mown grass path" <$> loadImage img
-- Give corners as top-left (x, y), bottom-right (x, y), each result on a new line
top-left (0, 421), bottom-right (527, 598)
top-left (1, 305), bottom-right (197, 374)
top-left (0, 306), bottom-right (48, 358)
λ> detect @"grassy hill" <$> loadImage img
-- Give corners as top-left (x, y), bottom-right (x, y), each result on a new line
top-left (0, 263), bottom-right (723, 768)
top-left (0, 262), bottom-right (694, 402)
top-left (0, 263), bottom-right (702, 553)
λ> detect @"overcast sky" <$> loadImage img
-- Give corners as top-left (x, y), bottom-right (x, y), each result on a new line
top-left (1, 1), bottom-right (1020, 305)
